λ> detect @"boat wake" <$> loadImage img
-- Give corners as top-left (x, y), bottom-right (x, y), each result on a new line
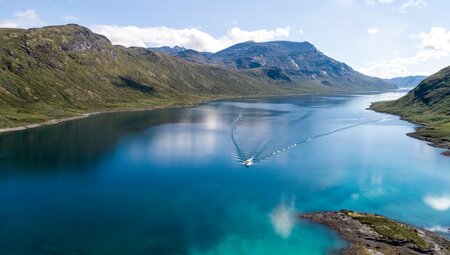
top-left (231, 108), bottom-right (389, 166)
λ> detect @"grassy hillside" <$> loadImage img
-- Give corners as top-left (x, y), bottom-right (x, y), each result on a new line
top-left (371, 66), bottom-right (450, 154)
top-left (0, 24), bottom-right (294, 128)
top-left (0, 24), bottom-right (393, 129)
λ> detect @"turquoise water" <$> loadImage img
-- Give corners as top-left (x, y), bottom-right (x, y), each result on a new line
top-left (0, 92), bottom-right (449, 254)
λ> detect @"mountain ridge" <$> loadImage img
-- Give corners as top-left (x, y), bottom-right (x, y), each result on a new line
top-left (0, 24), bottom-right (290, 128)
top-left (0, 24), bottom-right (395, 129)
top-left (384, 75), bottom-right (428, 88)
top-left (152, 40), bottom-right (395, 89)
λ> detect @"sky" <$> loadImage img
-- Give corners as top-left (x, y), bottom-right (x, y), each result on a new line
top-left (0, 0), bottom-right (449, 78)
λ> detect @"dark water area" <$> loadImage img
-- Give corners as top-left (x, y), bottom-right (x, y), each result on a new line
top-left (0, 92), bottom-right (448, 254)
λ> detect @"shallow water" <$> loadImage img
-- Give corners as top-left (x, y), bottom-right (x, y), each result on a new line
top-left (0, 92), bottom-right (449, 254)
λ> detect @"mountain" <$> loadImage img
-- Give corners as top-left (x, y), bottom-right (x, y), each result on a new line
top-left (151, 46), bottom-right (215, 65)
top-left (150, 46), bottom-right (188, 54)
top-left (0, 24), bottom-right (293, 128)
top-left (371, 66), bottom-right (450, 155)
top-left (0, 24), bottom-right (395, 129)
top-left (158, 41), bottom-right (396, 90)
top-left (384, 75), bottom-right (427, 88)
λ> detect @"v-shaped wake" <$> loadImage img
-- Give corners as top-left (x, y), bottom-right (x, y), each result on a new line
top-left (231, 108), bottom-right (388, 167)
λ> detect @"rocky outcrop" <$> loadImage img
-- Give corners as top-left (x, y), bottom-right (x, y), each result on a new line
top-left (301, 210), bottom-right (450, 255)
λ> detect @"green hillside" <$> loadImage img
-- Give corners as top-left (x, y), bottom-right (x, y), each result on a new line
top-left (371, 66), bottom-right (450, 154)
top-left (0, 24), bottom-right (392, 129)
top-left (0, 24), bottom-right (288, 128)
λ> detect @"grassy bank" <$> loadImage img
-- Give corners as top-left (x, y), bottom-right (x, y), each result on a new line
top-left (370, 100), bottom-right (450, 155)
top-left (370, 66), bottom-right (450, 156)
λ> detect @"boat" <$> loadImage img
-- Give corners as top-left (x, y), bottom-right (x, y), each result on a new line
top-left (243, 158), bottom-right (254, 167)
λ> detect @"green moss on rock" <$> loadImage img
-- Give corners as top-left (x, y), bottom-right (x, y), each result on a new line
top-left (346, 211), bottom-right (428, 250)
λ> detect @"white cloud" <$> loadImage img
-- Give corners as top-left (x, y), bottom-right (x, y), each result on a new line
top-left (358, 27), bottom-right (450, 78)
top-left (368, 27), bottom-right (379, 34)
top-left (424, 195), bottom-right (450, 211)
top-left (91, 25), bottom-right (291, 52)
top-left (400, 0), bottom-right (427, 12)
top-left (366, 0), bottom-right (394, 5)
top-left (0, 9), bottom-right (45, 28)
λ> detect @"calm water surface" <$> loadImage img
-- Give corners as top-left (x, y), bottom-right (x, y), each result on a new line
top-left (0, 92), bottom-right (449, 254)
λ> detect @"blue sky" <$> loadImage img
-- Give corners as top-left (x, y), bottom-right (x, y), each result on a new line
top-left (0, 0), bottom-right (449, 78)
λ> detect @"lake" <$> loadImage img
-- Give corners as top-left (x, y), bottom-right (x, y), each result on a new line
top-left (0, 92), bottom-right (449, 255)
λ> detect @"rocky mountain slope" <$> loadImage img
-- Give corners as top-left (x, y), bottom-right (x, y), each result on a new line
top-left (150, 46), bottom-right (214, 65)
top-left (154, 41), bottom-right (396, 90)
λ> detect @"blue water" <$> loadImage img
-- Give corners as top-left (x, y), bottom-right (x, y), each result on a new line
top-left (0, 92), bottom-right (449, 254)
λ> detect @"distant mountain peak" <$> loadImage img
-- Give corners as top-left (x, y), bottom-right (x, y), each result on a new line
top-left (152, 40), bottom-right (394, 89)
top-left (384, 75), bottom-right (428, 88)
top-left (149, 45), bottom-right (187, 54)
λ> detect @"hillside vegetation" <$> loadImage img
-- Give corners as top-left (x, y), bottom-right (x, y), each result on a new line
top-left (371, 66), bottom-right (450, 155)
top-left (0, 25), bottom-right (287, 128)
top-left (0, 24), bottom-right (393, 129)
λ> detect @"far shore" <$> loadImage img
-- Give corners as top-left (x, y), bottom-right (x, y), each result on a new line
top-left (0, 89), bottom-right (399, 135)
top-left (0, 92), bottom-right (312, 134)
top-left (0, 107), bottom-right (156, 134)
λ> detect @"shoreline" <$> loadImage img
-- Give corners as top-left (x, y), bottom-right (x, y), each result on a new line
top-left (301, 210), bottom-right (450, 255)
top-left (0, 89), bottom-right (398, 135)
top-left (0, 111), bottom-right (105, 134)
top-left (0, 106), bottom-right (167, 134)
top-left (407, 132), bottom-right (450, 157)
top-left (0, 92), bottom-right (331, 135)
top-left (369, 104), bottom-right (450, 157)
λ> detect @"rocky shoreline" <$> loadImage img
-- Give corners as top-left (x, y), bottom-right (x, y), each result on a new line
top-left (300, 210), bottom-right (450, 255)
top-left (369, 104), bottom-right (450, 157)
top-left (406, 132), bottom-right (450, 157)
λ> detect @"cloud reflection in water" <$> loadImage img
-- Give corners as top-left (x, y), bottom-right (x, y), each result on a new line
top-left (270, 199), bottom-right (297, 238)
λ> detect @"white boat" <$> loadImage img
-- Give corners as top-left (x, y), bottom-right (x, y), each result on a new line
top-left (243, 158), bottom-right (254, 167)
